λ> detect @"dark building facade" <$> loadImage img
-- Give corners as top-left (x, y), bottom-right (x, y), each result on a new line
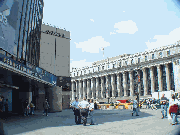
top-left (0, 0), bottom-right (61, 114)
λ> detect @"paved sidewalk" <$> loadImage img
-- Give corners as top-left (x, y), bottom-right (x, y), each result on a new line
top-left (2, 109), bottom-right (180, 135)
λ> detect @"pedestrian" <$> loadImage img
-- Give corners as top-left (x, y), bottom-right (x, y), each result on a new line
top-left (78, 97), bottom-right (90, 126)
top-left (132, 97), bottom-right (139, 116)
top-left (169, 95), bottom-right (179, 125)
top-left (4, 99), bottom-right (8, 120)
top-left (30, 101), bottom-right (35, 115)
top-left (89, 99), bottom-right (95, 125)
top-left (71, 97), bottom-right (81, 125)
top-left (146, 100), bottom-right (149, 109)
top-left (23, 99), bottom-right (29, 116)
top-left (94, 102), bottom-right (97, 110)
top-left (43, 98), bottom-right (50, 116)
top-left (160, 94), bottom-right (169, 119)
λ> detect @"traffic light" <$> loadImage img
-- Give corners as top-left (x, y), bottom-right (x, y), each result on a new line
top-left (138, 75), bottom-right (140, 82)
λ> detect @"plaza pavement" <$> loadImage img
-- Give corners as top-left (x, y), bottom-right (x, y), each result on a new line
top-left (2, 108), bottom-right (180, 135)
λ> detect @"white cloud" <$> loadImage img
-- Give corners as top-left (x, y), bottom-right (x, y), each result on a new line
top-left (90, 19), bottom-right (94, 22)
top-left (114, 20), bottom-right (138, 34)
top-left (123, 11), bottom-right (125, 12)
top-left (110, 32), bottom-right (116, 35)
top-left (145, 27), bottom-right (180, 50)
top-left (70, 59), bottom-right (93, 72)
top-left (74, 36), bottom-right (110, 53)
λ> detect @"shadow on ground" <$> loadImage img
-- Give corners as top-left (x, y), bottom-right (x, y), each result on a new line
top-left (1, 109), bottom-right (166, 135)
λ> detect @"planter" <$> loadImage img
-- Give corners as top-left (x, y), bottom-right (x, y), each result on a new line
top-left (128, 105), bottom-right (133, 110)
top-left (109, 106), bottom-right (115, 110)
top-left (118, 106), bottom-right (125, 109)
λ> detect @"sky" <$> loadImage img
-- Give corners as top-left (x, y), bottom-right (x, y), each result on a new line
top-left (42, 0), bottom-right (180, 72)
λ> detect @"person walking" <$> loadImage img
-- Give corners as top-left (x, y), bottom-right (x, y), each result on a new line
top-left (169, 95), bottom-right (179, 125)
top-left (30, 101), bottom-right (35, 115)
top-left (132, 98), bottom-right (139, 116)
top-left (160, 94), bottom-right (169, 119)
top-left (89, 99), bottom-right (95, 125)
top-left (4, 99), bottom-right (8, 120)
top-left (71, 97), bottom-right (81, 125)
top-left (23, 99), bottom-right (29, 116)
top-left (43, 98), bottom-right (50, 116)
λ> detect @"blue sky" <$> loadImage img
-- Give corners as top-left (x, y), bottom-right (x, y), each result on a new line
top-left (42, 0), bottom-right (180, 72)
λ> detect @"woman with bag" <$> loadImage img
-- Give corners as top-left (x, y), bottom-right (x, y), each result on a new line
top-left (169, 95), bottom-right (179, 125)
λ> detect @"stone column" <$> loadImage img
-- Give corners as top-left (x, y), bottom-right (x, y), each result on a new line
top-left (106, 75), bottom-right (109, 98)
top-left (96, 77), bottom-right (100, 99)
top-left (157, 65), bottom-right (163, 92)
top-left (91, 78), bottom-right (95, 99)
top-left (87, 79), bottom-right (91, 99)
top-left (76, 80), bottom-right (79, 98)
top-left (101, 76), bottom-right (105, 98)
top-left (173, 59), bottom-right (180, 92)
top-left (111, 74), bottom-right (116, 97)
top-left (143, 68), bottom-right (148, 96)
top-left (117, 73), bottom-right (121, 97)
top-left (165, 63), bottom-right (171, 91)
top-left (79, 80), bottom-right (82, 99)
top-left (71, 81), bottom-right (75, 100)
top-left (129, 71), bottom-right (134, 97)
top-left (150, 66), bottom-right (156, 94)
top-left (123, 72), bottom-right (127, 97)
top-left (83, 79), bottom-right (86, 98)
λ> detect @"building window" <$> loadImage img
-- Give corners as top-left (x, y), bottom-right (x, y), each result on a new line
top-left (89, 70), bottom-right (90, 73)
top-left (74, 73), bottom-right (75, 76)
top-left (125, 61), bottom-right (127, 66)
top-left (152, 54), bottom-right (154, 59)
top-left (131, 59), bottom-right (133, 64)
top-left (119, 62), bottom-right (121, 67)
top-left (159, 52), bottom-right (162, 57)
top-left (85, 70), bottom-right (86, 74)
top-left (102, 66), bottom-right (104, 70)
top-left (108, 64), bottom-right (109, 69)
top-left (81, 71), bottom-right (82, 75)
top-left (98, 67), bottom-right (99, 71)
top-left (77, 72), bottom-right (78, 76)
top-left (113, 64), bottom-right (115, 68)
top-left (93, 68), bottom-right (94, 72)
top-left (167, 50), bottom-right (170, 56)
top-left (138, 58), bottom-right (140, 63)
top-left (145, 56), bottom-right (147, 61)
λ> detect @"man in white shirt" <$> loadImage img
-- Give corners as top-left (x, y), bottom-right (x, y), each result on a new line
top-left (78, 97), bottom-right (89, 126)
top-left (89, 99), bottom-right (95, 125)
top-left (71, 97), bottom-right (81, 124)
top-left (132, 98), bottom-right (139, 116)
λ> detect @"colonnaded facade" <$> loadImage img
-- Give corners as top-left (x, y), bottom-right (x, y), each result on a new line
top-left (70, 41), bottom-right (180, 101)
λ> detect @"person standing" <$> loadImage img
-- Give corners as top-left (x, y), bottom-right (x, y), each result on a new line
top-left (78, 97), bottom-right (90, 126)
top-left (89, 99), bottom-right (95, 125)
top-left (23, 99), bottom-right (29, 116)
top-left (71, 97), bottom-right (81, 125)
top-left (169, 95), bottom-right (179, 125)
top-left (30, 101), bottom-right (35, 115)
top-left (4, 99), bottom-right (8, 120)
top-left (43, 98), bottom-right (50, 116)
top-left (94, 102), bottom-right (97, 110)
top-left (160, 94), bottom-right (169, 119)
top-left (132, 98), bottom-right (139, 116)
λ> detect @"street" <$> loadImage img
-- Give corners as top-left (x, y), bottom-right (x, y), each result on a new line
top-left (2, 109), bottom-right (180, 135)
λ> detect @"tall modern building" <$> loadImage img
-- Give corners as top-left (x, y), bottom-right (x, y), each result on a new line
top-left (71, 42), bottom-right (180, 102)
top-left (40, 23), bottom-right (71, 109)
top-left (0, 0), bottom-right (61, 113)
